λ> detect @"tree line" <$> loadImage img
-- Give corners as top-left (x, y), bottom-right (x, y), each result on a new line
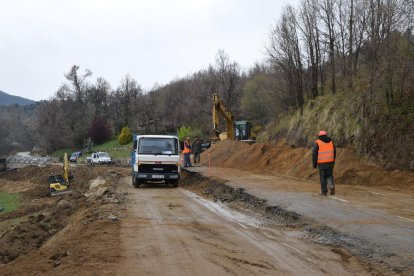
top-left (35, 50), bottom-right (248, 152)
top-left (264, 0), bottom-right (413, 168)
top-left (267, 0), bottom-right (413, 109)
top-left (32, 0), bottom-right (413, 166)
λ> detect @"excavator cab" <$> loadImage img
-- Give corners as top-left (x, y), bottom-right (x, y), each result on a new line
top-left (212, 93), bottom-right (254, 142)
top-left (235, 121), bottom-right (252, 140)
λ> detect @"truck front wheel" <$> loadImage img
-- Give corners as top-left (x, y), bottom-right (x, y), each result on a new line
top-left (171, 180), bottom-right (179, 188)
top-left (133, 178), bottom-right (139, 188)
top-left (134, 178), bottom-right (143, 188)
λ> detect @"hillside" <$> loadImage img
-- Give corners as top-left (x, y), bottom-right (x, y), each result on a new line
top-left (203, 140), bottom-right (414, 189)
top-left (260, 89), bottom-right (414, 170)
top-left (0, 104), bottom-right (38, 155)
top-left (0, 90), bottom-right (35, 106)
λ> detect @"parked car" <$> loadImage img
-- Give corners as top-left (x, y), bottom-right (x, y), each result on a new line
top-left (201, 142), bottom-right (211, 152)
top-left (90, 152), bottom-right (112, 165)
top-left (69, 151), bottom-right (82, 163)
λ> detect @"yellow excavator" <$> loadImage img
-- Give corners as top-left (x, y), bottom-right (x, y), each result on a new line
top-left (212, 93), bottom-right (253, 141)
top-left (48, 153), bottom-right (73, 196)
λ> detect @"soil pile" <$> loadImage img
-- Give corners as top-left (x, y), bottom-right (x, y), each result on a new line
top-left (0, 165), bottom-right (129, 275)
top-left (202, 140), bottom-right (414, 190)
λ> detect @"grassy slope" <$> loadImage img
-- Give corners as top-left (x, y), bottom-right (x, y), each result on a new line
top-left (264, 91), bottom-right (361, 148)
top-left (50, 138), bottom-right (133, 160)
top-left (0, 192), bottom-right (20, 214)
top-left (261, 87), bottom-right (413, 169)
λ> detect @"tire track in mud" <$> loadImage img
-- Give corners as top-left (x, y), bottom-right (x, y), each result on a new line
top-left (180, 169), bottom-right (412, 275)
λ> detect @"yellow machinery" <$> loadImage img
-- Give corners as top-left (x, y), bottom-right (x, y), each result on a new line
top-left (48, 153), bottom-right (72, 196)
top-left (212, 93), bottom-right (253, 141)
top-left (212, 93), bottom-right (235, 141)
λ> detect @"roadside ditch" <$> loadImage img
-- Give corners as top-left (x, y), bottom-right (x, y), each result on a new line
top-left (180, 169), bottom-right (411, 276)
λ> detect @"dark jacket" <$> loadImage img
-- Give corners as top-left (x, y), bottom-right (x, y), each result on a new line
top-left (192, 139), bottom-right (202, 154)
top-left (312, 135), bottom-right (336, 169)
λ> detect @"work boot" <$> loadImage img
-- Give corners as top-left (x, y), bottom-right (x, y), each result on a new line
top-left (329, 187), bottom-right (335, 195)
top-left (319, 192), bottom-right (327, 196)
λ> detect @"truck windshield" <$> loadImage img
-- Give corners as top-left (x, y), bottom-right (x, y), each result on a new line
top-left (138, 138), bottom-right (178, 155)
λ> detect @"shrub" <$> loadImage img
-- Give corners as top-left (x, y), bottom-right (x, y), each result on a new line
top-left (177, 126), bottom-right (203, 141)
top-left (118, 126), bottom-right (132, 145)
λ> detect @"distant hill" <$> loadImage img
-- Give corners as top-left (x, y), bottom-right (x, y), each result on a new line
top-left (0, 90), bottom-right (36, 106)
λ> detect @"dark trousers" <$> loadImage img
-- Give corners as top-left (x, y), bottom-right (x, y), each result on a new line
top-left (319, 168), bottom-right (334, 194)
top-left (184, 153), bottom-right (191, 167)
top-left (193, 152), bottom-right (200, 164)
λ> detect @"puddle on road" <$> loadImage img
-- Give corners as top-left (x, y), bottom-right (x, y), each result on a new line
top-left (182, 189), bottom-right (262, 228)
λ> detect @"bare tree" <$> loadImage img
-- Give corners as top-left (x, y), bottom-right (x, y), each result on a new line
top-left (64, 65), bottom-right (92, 104)
top-left (299, 0), bottom-right (322, 99)
top-left (88, 77), bottom-right (110, 118)
top-left (319, 0), bottom-right (337, 94)
top-left (267, 5), bottom-right (305, 112)
top-left (215, 50), bottom-right (242, 110)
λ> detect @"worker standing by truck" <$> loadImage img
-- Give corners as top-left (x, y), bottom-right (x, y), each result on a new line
top-left (312, 130), bottom-right (336, 196)
top-left (183, 137), bottom-right (192, 167)
top-left (192, 136), bottom-right (202, 166)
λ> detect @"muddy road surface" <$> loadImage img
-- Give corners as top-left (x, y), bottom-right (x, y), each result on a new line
top-left (0, 164), bottom-right (406, 275)
top-left (187, 166), bottom-right (414, 275)
top-left (117, 177), bottom-right (367, 275)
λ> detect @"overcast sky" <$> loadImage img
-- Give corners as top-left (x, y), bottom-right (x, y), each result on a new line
top-left (1, 0), bottom-right (297, 101)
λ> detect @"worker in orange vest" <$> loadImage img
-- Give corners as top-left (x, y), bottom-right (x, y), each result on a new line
top-left (183, 137), bottom-right (192, 167)
top-left (312, 130), bottom-right (336, 196)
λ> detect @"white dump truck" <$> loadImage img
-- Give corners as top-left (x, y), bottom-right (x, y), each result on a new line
top-left (131, 135), bottom-right (181, 188)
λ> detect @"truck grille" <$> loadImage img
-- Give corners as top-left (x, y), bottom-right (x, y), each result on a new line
top-left (138, 164), bottom-right (179, 173)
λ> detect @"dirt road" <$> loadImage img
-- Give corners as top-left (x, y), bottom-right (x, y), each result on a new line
top-left (0, 164), bottom-right (410, 275)
top-left (188, 166), bottom-right (414, 275)
top-left (117, 177), bottom-right (367, 275)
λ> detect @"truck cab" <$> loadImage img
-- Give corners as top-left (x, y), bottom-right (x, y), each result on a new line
top-left (131, 135), bottom-right (181, 188)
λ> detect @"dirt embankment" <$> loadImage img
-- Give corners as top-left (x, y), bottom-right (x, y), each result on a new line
top-left (202, 140), bottom-right (414, 191)
top-left (0, 165), bottom-right (129, 275)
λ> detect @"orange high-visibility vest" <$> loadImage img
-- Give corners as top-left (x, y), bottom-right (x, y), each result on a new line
top-left (183, 140), bottom-right (191, 154)
top-left (315, 139), bottom-right (335, 163)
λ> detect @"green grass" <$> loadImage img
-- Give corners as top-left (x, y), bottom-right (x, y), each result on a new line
top-left (49, 148), bottom-right (75, 158)
top-left (0, 192), bottom-right (20, 214)
top-left (89, 138), bottom-right (132, 159)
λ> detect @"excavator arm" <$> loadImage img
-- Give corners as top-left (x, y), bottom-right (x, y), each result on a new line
top-left (212, 93), bottom-right (235, 140)
top-left (63, 152), bottom-right (69, 182)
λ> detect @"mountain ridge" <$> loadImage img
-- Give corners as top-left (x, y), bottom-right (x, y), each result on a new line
top-left (0, 90), bottom-right (36, 106)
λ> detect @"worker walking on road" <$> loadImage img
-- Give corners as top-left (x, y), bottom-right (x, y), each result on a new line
top-left (183, 137), bottom-right (192, 167)
top-left (192, 136), bottom-right (202, 166)
top-left (313, 130), bottom-right (336, 196)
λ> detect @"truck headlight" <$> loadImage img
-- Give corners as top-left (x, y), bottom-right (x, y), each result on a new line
top-left (138, 174), bottom-right (147, 178)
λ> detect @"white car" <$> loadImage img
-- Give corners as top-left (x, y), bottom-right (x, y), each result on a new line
top-left (90, 152), bottom-right (112, 165)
